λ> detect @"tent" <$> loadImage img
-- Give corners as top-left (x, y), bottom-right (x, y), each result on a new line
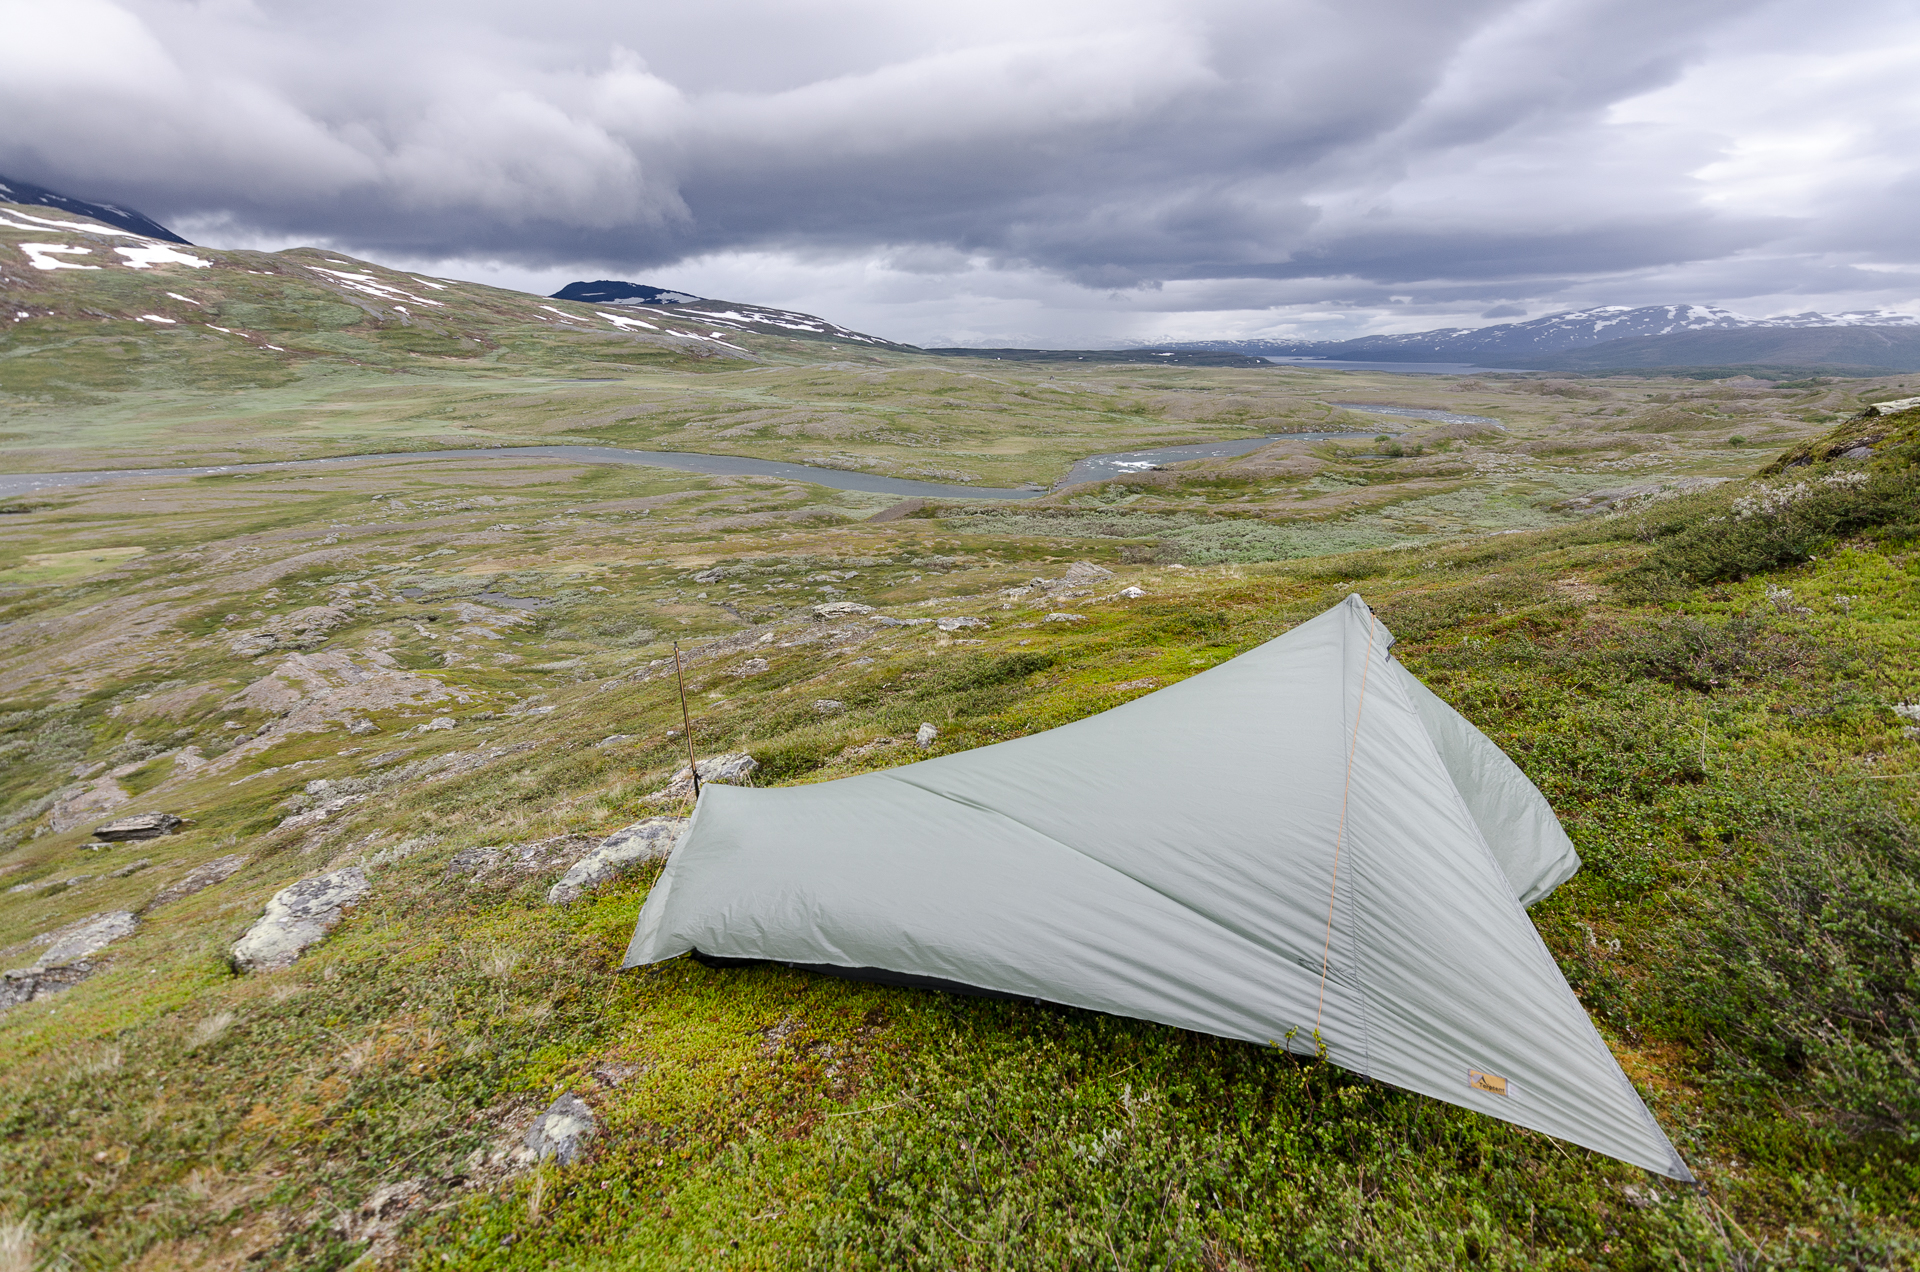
top-left (624, 594), bottom-right (1692, 1180)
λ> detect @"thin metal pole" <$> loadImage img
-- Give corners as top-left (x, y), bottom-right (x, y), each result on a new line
top-left (673, 641), bottom-right (700, 799)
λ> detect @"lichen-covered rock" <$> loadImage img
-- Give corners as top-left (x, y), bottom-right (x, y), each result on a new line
top-left (547, 818), bottom-right (687, 905)
top-left (521, 1094), bottom-right (596, 1165)
top-left (916, 722), bottom-right (940, 747)
top-left (646, 752), bottom-right (757, 803)
top-left (92, 811), bottom-right (182, 842)
top-left (812, 601), bottom-right (875, 619)
top-left (230, 868), bottom-right (369, 972)
top-left (936, 616), bottom-right (985, 631)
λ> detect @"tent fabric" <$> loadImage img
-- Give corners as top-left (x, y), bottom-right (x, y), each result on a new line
top-left (624, 594), bottom-right (1692, 1180)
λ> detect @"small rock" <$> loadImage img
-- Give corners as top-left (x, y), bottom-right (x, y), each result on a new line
top-left (421, 716), bottom-right (456, 732)
top-left (812, 601), bottom-right (875, 619)
top-left (936, 616), bottom-right (985, 632)
top-left (874, 616), bottom-right (931, 627)
top-left (813, 699), bottom-right (845, 714)
top-left (171, 746), bottom-right (207, 774)
top-left (92, 812), bottom-right (183, 842)
top-left (522, 1094), bottom-right (596, 1166)
top-left (148, 854), bottom-right (249, 909)
top-left (596, 734), bottom-right (635, 748)
top-left (692, 567), bottom-right (727, 583)
top-left (916, 722), bottom-right (939, 748)
top-left (343, 717), bottom-right (379, 735)
top-left (1117, 586), bottom-right (1146, 599)
top-left (1839, 445), bottom-right (1874, 460)
top-left (39, 911), bottom-right (137, 965)
top-left (1044, 612), bottom-right (1087, 623)
top-left (109, 858), bottom-right (153, 878)
top-left (547, 818), bottom-right (688, 904)
top-left (734, 657), bottom-right (770, 676)
top-left (230, 868), bottom-right (371, 973)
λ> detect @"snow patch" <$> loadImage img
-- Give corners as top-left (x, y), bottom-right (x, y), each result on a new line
top-left (597, 311), bottom-right (657, 331)
top-left (0, 207), bottom-right (147, 236)
top-left (311, 267), bottom-right (445, 307)
top-left (165, 292), bottom-right (202, 305)
top-left (139, 314), bottom-right (177, 324)
top-left (19, 242), bottom-right (100, 270)
top-left (116, 243), bottom-right (208, 269)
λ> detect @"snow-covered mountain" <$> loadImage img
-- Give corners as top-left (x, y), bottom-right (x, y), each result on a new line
top-left (0, 173), bottom-right (190, 245)
top-left (551, 278), bottom-right (909, 348)
top-left (1152, 304), bottom-right (1920, 361)
top-left (551, 279), bottom-right (702, 306)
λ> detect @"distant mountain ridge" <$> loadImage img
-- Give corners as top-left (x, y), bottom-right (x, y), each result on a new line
top-left (1149, 304), bottom-right (1920, 362)
top-left (551, 278), bottom-right (909, 349)
top-left (0, 173), bottom-right (190, 245)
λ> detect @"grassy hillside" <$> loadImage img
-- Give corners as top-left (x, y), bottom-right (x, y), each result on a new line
top-left (0, 400), bottom-right (1916, 1268)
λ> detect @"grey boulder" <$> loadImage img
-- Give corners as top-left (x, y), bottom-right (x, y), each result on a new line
top-left (93, 812), bottom-right (183, 842)
top-left (547, 818), bottom-right (688, 905)
top-left (230, 868), bottom-right (370, 972)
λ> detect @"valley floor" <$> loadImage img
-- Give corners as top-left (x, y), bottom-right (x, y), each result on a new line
top-left (0, 408), bottom-right (1917, 1269)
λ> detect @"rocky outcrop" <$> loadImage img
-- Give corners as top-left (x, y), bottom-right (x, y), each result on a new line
top-left (41, 911), bottom-right (138, 964)
top-left (445, 835), bottom-right (598, 886)
top-left (812, 601), bottom-right (875, 619)
top-left (92, 811), bottom-right (182, 842)
top-left (230, 868), bottom-right (369, 972)
top-left (1, 910), bottom-right (138, 1010)
top-left (46, 777), bottom-right (131, 832)
top-left (547, 818), bottom-right (687, 904)
top-left (147, 854), bottom-right (248, 909)
top-left (226, 605), bottom-right (353, 657)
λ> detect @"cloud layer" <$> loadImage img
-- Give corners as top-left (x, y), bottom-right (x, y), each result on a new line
top-left (3, 0), bottom-right (1915, 345)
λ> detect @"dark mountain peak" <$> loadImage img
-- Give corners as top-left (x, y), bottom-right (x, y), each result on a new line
top-left (552, 279), bottom-right (701, 306)
top-left (0, 174), bottom-right (191, 245)
top-left (553, 278), bottom-right (909, 349)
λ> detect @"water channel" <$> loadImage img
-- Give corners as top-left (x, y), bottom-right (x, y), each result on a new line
top-left (0, 433), bottom-right (1392, 503)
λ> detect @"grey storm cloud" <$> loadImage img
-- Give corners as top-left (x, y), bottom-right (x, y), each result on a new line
top-left (2, 0), bottom-right (1916, 343)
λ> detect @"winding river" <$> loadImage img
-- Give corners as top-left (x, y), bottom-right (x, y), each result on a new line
top-left (0, 433), bottom-right (1388, 504)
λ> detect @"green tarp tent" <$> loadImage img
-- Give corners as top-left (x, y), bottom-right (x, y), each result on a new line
top-left (625, 594), bottom-right (1692, 1179)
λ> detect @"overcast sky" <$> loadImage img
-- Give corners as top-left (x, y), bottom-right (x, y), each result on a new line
top-left (3, 0), bottom-right (1916, 346)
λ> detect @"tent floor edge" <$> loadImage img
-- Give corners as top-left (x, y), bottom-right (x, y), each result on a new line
top-left (688, 948), bottom-right (1055, 1006)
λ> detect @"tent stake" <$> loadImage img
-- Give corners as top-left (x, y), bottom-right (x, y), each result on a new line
top-left (674, 640), bottom-right (700, 799)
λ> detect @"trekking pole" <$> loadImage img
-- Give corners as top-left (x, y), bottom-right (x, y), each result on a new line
top-left (673, 640), bottom-right (700, 799)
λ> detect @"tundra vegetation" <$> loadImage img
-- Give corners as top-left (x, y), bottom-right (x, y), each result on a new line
top-left (2, 203), bottom-right (1919, 1268)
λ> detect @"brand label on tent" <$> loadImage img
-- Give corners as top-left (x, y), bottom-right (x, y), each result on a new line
top-left (1469, 1069), bottom-right (1509, 1097)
